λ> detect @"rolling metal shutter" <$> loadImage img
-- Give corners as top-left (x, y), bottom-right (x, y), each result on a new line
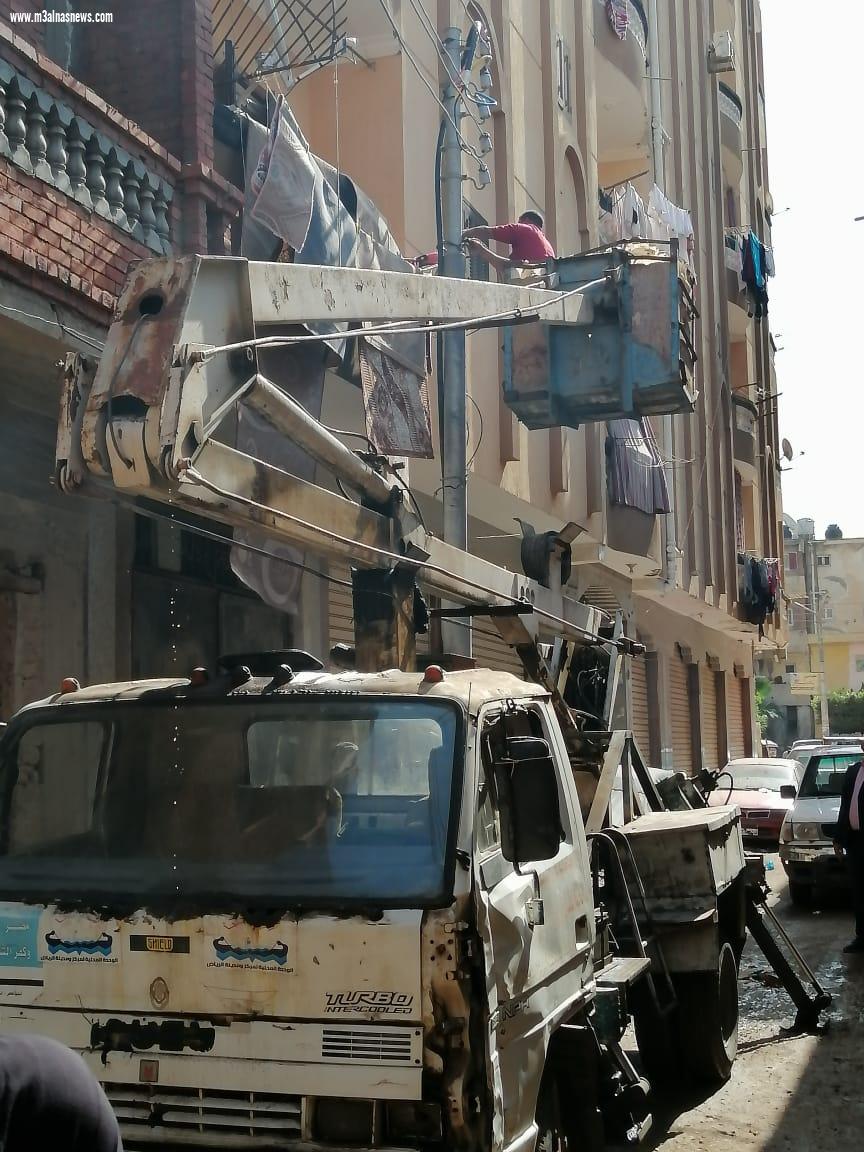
top-left (669, 659), bottom-right (693, 774)
top-left (700, 664), bottom-right (720, 771)
top-left (326, 572), bottom-right (522, 675)
top-left (727, 675), bottom-right (746, 759)
top-left (630, 657), bottom-right (652, 762)
top-left (472, 625), bottom-right (524, 677)
top-left (327, 568), bottom-right (354, 650)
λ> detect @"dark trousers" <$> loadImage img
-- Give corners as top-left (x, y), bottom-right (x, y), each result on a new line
top-left (847, 834), bottom-right (864, 940)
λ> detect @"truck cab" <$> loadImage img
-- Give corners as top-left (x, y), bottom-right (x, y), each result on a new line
top-left (0, 660), bottom-right (598, 1151)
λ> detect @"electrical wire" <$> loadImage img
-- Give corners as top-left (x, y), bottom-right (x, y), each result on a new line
top-left (404, 0), bottom-right (486, 134)
top-left (0, 301), bottom-right (105, 352)
top-left (376, 0), bottom-right (484, 162)
top-left (181, 463), bottom-right (616, 648)
top-left (198, 278), bottom-right (607, 362)
top-left (467, 392), bottom-right (484, 470)
top-left (124, 500), bottom-right (353, 589)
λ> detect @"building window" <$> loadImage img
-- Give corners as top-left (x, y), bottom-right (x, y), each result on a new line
top-left (785, 663), bottom-right (796, 674)
top-left (823, 606), bottom-right (833, 620)
top-left (785, 552), bottom-right (798, 571)
top-left (817, 554), bottom-right (831, 567)
top-left (556, 36), bottom-right (572, 112)
top-left (464, 203), bottom-right (490, 282)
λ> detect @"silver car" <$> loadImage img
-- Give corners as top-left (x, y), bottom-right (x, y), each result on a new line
top-left (779, 745), bottom-right (864, 905)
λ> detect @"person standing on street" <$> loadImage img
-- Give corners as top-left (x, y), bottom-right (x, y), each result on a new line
top-left (833, 749), bottom-right (864, 954)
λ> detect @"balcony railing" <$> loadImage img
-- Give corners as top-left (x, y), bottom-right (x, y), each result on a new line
top-left (0, 57), bottom-right (174, 253)
top-left (718, 82), bottom-right (743, 128)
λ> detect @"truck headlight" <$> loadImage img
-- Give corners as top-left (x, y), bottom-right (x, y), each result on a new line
top-left (779, 817), bottom-right (793, 844)
top-left (790, 821), bottom-right (822, 842)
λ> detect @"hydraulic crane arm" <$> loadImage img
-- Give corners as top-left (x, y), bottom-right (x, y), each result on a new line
top-left (55, 255), bottom-right (619, 670)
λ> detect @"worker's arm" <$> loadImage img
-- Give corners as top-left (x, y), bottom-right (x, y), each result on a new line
top-left (461, 224), bottom-right (494, 242)
top-left (464, 238), bottom-right (512, 273)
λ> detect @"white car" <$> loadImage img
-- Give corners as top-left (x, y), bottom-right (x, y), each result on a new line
top-left (779, 745), bottom-right (864, 904)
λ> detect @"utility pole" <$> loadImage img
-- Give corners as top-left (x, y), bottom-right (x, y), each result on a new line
top-left (439, 25), bottom-right (469, 656)
top-left (804, 535), bottom-right (830, 737)
top-left (646, 0), bottom-right (677, 587)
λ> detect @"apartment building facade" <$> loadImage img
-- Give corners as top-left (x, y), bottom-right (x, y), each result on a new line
top-left (769, 517), bottom-right (864, 746)
top-left (0, 0), bottom-right (784, 773)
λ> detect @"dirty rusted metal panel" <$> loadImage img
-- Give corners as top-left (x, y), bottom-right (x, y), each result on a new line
top-left (0, 905), bottom-right (424, 1098)
top-left (620, 806), bottom-right (746, 901)
top-left (503, 242), bottom-right (697, 429)
top-left (421, 901), bottom-right (481, 1150)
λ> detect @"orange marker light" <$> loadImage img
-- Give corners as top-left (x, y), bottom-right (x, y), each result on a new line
top-left (423, 665), bottom-right (445, 684)
top-left (60, 677), bottom-right (80, 694)
top-left (189, 667), bottom-right (209, 687)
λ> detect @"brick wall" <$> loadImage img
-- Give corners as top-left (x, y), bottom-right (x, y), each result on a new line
top-left (1, 3), bottom-right (236, 273)
top-left (0, 0), bottom-right (216, 170)
top-left (0, 163), bottom-right (151, 321)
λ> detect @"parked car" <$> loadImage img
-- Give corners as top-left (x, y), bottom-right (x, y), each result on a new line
top-left (779, 746), bottom-right (864, 904)
top-left (708, 757), bottom-right (804, 842)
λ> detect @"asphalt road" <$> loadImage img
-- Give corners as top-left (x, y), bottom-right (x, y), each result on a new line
top-left (645, 850), bottom-right (864, 1151)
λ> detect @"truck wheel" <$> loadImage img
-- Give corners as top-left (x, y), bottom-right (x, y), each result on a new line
top-left (788, 880), bottom-right (811, 907)
top-left (632, 996), bottom-right (680, 1089)
top-left (677, 942), bottom-right (739, 1085)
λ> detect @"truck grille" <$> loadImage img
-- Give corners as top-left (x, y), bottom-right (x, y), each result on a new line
top-left (104, 1083), bottom-right (302, 1138)
top-left (321, 1027), bottom-right (414, 1063)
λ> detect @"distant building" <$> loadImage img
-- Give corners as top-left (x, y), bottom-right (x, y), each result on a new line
top-left (766, 516), bottom-right (864, 746)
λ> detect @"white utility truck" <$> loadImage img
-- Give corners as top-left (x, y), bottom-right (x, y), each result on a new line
top-left (0, 253), bottom-right (826, 1149)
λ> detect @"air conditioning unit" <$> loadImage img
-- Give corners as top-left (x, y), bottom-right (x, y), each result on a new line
top-left (708, 30), bottom-right (735, 73)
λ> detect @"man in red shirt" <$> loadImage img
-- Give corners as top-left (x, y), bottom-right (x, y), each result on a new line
top-left (461, 210), bottom-right (555, 274)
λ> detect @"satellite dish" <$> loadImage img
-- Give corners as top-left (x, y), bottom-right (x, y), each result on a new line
top-left (781, 438), bottom-right (794, 461)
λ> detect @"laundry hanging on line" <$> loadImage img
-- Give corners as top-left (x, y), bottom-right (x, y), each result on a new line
top-left (598, 182), bottom-right (694, 263)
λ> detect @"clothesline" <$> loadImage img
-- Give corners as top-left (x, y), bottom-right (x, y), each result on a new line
top-left (600, 169), bottom-right (649, 194)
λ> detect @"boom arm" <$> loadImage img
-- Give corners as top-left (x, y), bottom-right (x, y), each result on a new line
top-left (56, 255), bottom-right (612, 664)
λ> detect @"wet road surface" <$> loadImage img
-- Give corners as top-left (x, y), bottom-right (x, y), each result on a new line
top-left (645, 851), bottom-right (864, 1150)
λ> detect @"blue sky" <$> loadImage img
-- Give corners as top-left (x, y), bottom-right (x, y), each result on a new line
top-left (761, 1), bottom-right (863, 539)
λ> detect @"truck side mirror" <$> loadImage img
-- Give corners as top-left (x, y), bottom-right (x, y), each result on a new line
top-left (779, 784), bottom-right (797, 800)
top-left (496, 737), bottom-right (562, 864)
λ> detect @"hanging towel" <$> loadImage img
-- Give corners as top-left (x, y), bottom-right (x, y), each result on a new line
top-left (606, 0), bottom-right (630, 40)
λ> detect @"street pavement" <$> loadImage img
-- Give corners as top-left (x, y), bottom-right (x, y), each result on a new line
top-left (645, 850), bottom-right (864, 1151)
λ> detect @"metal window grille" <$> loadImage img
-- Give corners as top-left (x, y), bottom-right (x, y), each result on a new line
top-left (211, 0), bottom-right (348, 84)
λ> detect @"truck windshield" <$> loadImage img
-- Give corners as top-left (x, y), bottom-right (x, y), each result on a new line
top-left (0, 697), bottom-right (462, 910)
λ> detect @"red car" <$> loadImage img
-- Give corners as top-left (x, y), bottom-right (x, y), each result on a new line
top-left (708, 757), bottom-right (804, 842)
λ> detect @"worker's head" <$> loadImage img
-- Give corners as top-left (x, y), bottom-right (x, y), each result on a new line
top-left (519, 210), bottom-right (545, 232)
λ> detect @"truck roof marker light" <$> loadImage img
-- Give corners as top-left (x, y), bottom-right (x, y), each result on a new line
top-left (60, 678), bottom-right (80, 694)
top-left (189, 667), bottom-right (209, 687)
top-left (424, 665), bottom-right (445, 684)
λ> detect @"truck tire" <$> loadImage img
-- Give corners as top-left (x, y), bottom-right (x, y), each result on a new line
top-left (676, 942), bottom-right (739, 1085)
top-left (632, 996), bottom-right (680, 1089)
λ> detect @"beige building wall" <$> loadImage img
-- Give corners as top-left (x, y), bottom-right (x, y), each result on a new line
top-left (280, 0), bottom-right (782, 769)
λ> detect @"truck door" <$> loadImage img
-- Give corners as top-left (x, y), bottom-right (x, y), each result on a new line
top-left (473, 703), bottom-right (593, 1148)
